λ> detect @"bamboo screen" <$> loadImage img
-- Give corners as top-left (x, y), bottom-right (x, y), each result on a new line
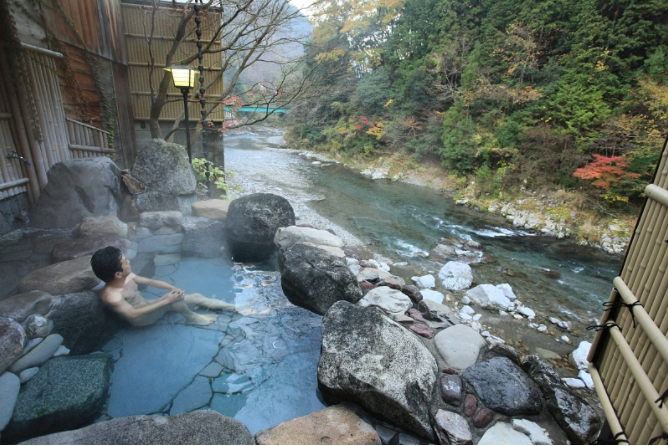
top-left (588, 135), bottom-right (668, 445)
top-left (122, 3), bottom-right (226, 121)
top-left (0, 68), bottom-right (29, 201)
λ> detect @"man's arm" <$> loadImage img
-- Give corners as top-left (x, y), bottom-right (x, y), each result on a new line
top-left (133, 275), bottom-right (182, 292)
top-left (103, 289), bottom-right (184, 322)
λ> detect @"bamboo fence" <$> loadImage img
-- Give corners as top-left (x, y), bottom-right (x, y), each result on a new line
top-left (66, 118), bottom-right (114, 158)
top-left (588, 134), bottom-right (668, 445)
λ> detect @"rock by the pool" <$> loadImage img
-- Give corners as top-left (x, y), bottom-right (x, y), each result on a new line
top-left (274, 225), bottom-right (344, 249)
top-left (77, 216), bottom-right (128, 239)
top-left (466, 284), bottom-right (512, 311)
top-left (52, 236), bottom-right (123, 263)
top-left (226, 193), bottom-right (295, 262)
top-left (18, 256), bottom-right (99, 296)
top-left (132, 139), bottom-right (197, 214)
top-left (21, 315), bottom-right (52, 338)
top-left (255, 404), bottom-right (380, 445)
top-left (433, 409), bottom-right (472, 445)
top-left (10, 334), bottom-right (63, 373)
top-left (318, 301), bottom-right (438, 440)
top-left (21, 410), bottom-right (253, 445)
top-left (29, 158), bottom-right (122, 229)
top-left (139, 211), bottom-right (183, 230)
top-left (358, 286), bottom-right (412, 315)
top-left (0, 371), bottom-right (20, 431)
top-left (4, 353), bottom-right (112, 443)
top-left (463, 357), bottom-right (542, 416)
top-left (478, 422), bottom-right (532, 445)
top-left (181, 216), bottom-right (224, 258)
top-left (137, 233), bottom-right (184, 254)
top-left (279, 244), bottom-right (363, 315)
top-left (522, 355), bottom-right (602, 444)
top-left (0, 318), bottom-right (26, 374)
top-left (434, 325), bottom-right (486, 371)
top-left (439, 262), bottom-right (473, 291)
top-left (192, 199), bottom-right (231, 221)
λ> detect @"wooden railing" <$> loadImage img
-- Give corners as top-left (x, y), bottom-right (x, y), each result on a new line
top-left (66, 118), bottom-right (115, 159)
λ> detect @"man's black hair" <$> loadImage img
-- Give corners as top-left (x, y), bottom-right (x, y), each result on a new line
top-left (91, 246), bottom-right (123, 283)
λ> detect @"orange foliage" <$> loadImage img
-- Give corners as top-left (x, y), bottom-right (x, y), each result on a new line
top-left (573, 154), bottom-right (641, 189)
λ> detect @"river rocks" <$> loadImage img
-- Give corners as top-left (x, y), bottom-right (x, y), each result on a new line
top-left (409, 323), bottom-right (435, 338)
top-left (420, 289), bottom-right (445, 304)
top-left (132, 140), bottom-right (197, 213)
top-left (77, 216), bottom-right (128, 239)
top-left (4, 353), bottom-right (112, 443)
top-left (463, 357), bottom-right (542, 416)
top-left (522, 355), bottom-right (601, 444)
top-left (139, 211), bottom-right (183, 231)
top-left (181, 216), bottom-right (224, 258)
top-left (52, 236), bottom-right (123, 263)
top-left (466, 284), bottom-right (512, 311)
top-left (401, 285), bottom-right (423, 303)
top-left (412, 274), bottom-right (435, 288)
top-left (18, 255), bottom-right (99, 296)
top-left (19, 367), bottom-right (39, 383)
top-left (29, 158), bottom-right (122, 229)
top-left (512, 419), bottom-right (553, 445)
top-left (226, 193), bottom-right (295, 262)
top-left (478, 422), bottom-right (532, 445)
top-left (0, 371), bottom-right (20, 431)
top-left (21, 315), bottom-right (52, 338)
top-left (279, 243), bottom-right (363, 315)
top-left (47, 291), bottom-right (111, 355)
top-left (440, 375), bottom-right (463, 406)
top-left (255, 404), bottom-right (380, 445)
top-left (419, 299), bottom-right (455, 324)
top-left (463, 394), bottom-right (477, 417)
top-left (434, 325), bottom-right (486, 371)
top-left (571, 341), bottom-right (591, 370)
top-left (473, 409), bottom-right (495, 428)
top-left (0, 318), bottom-right (25, 374)
top-left (22, 411), bottom-right (253, 445)
top-left (0, 291), bottom-right (52, 323)
top-left (358, 286), bottom-right (412, 315)
top-left (10, 333), bottom-right (63, 373)
top-left (318, 301), bottom-right (438, 440)
top-left (439, 262), bottom-right (473, 291)
top-left (192, 199), bottom-right (231, 221)
top-left (275, 225), bottom-right (344, 249)
top-left (433, 409), bottom-right (472, 445)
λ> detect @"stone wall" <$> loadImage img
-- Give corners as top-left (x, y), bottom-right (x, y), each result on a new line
top-left (0, 194), bottom-right (30, 236)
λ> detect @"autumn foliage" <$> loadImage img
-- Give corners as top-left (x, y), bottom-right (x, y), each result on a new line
top-left (573, 155), bottom-right (641, 190)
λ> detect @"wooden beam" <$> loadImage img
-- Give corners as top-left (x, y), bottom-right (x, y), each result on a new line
top-left (0, 178), bottom-right (29, 191)
top-left (69, 144), bottom-right (115, 154)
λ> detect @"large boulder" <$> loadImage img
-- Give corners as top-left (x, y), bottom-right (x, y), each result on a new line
top-left (318, 301), bottom-right (438, 440)
top-left (76, 216), bottom-right (128, 239)
top-left (132, 139), bottom-right (197, 214)
top-left (226, 194), bottom-right (295, 262)
top-left (274, 226), bottom-right (344, 249)
top-left (29, 158), bottom-right (122, 229)
top-left (279, 244), bottom-right (363, 315)
top-left (522, 355), bottom-right (602, 444)
top-left (4, 353), bottom-right (112, 443)
top-left (0, 318), bottom-right (26, 374)
top-left (52, 236), bottom-right (123, 263)
top-left (463, 357), bottom-right (542, 416)
top-left (18, 255), bottom-right (99, 296)
top-left (181, 216), bottom-right (224, 258)
top-left (255, 404), bottom-right (381, 445)
top-left (439, 262), bottom-right (473, 291)
top-left (21, 411), bottom-right (253, 445)
top-left (0, 291), bottom-right (53, 323)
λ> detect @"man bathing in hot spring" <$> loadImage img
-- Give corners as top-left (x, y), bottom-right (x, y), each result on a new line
top-left (91, 246), bottom-right (236, 326)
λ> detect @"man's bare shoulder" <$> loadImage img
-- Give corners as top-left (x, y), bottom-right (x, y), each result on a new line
top-left (100, 285), bottom-right (124, 304)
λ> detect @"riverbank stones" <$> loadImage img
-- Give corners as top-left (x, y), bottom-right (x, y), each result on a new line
top-left (0, 318), bottom-right (26, 374)
top-left (358, 286), bottom-right (412, 315)
top-left (463, 357), bottom-right (542, 416)
top-left (10, 334), bottom-right (63, 373)
top-left (434, 325), bottom-right (486, 371)
top-left (18, 255), bottom-right (99, 296)
top-left (4, 353), bottom-right (112, 443)
top-left (274, 225), bottom-right (344, 249)
top-left (412, 274), bottom-right (435, 288)
top-left (21, 411), bottom-right (253, 445)
top-left (0, 371), bottom-right (20, 431)
top-left (318, 301), bottom-right (438, 440)
top-left (440, 375), bottom-right (463, 406)
top-left (255, 404), bottom-right (380, 445)
top-left (433, 410), bottom-right (472, 445)
top-left (466, 284), bottom-right (512, 311)
top-left (478, 422), bottom-right (532, 445)
top-left (439, 262), bottom-right (473, 291)
top-left (226, 193), bottom-right (295, 262)
top-left (279, 243), bottom-right (363, 315)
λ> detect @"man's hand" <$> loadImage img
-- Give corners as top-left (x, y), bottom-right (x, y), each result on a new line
top-left (164, 289), bottom-right (185, 304)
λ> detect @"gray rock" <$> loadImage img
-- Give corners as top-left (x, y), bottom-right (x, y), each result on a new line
top-left (434, 324), bottom-right (486, 371)
top-left (400, 285), bottom-right (423, 303)
top-left (412, 274), bottom-right (435, 288)
top-left (279, 244), bottom-right (363, 315)
top-left (137, 233), bottom-right (185, 254)
top-left (0, 318), bottom-right (26, 374)
top-left (132, 140), bottom-right (197, 213)
top-left (466, 284), bottom-right (512, 311)
top-left (226, 193), bottom-right (295, 262)
top-left (478, 422), bottom-right (532, 445)
top-left (358, 286), bottom-right (412, 315)
top-left (375, 424), bottom-right (397, 444)
top-left (418, 298), bottom-right (455, 324)
top-left (19, 367), bottom-right (39, 383)
top-left (0, 291), bottom-right (53, 323)
top-left (4, 353), bottom-right (112, 443)
top-left (77, 216), bottom-right (128, 239)
top-left (522, 355), bottom-right (602, 444)
top-left (10, 334), bottom-right (63, 373)
top-left (181, 216), bottom-right (224, 258)
top-left (192, 199), bottom-right (231, 221)
top-left (18, 255), bottom-right (99, 296)
top-left (0, 371), bottom-right (20, 431)
top-left (29, 158), bottom-right (122, 229)
top-left (22, 338), bottom-right (42, 355)
top-left (170, 376), bottom-right (213, 415)
top-left (318, 301), bottom-right (437, 440)
top-left (21, 314), bottom-right (53, 338)
top-left (433, 409), bottom-right (472, 445)
top-left (139, 211), bottom-right (183, 230)
top-left (439, 262), bottom-right (473, 291)
top-left (440, 374), bottom-right (464, 406)
top-left (52, 236), bottom-right (123, 263)
top-left (274, 225), bottom-right (344, 249)
top-left (21, 411), bottom-right (253, 445)
top-left (356, 267), bottom-right (392, 283)
top-left (53, 345), bottom-right (70, 357)
top-left (490, 343), bottom-right (521, 365)
top-left (512, 419), bottom-right (553, 445)
top-left (397, 432), bottom-right (421, 445)
top-left (463, 357), bottom-right (542, 416)
top-left (420, 289), bottom-right (445, 304)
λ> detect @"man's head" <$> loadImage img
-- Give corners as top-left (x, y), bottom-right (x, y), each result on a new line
top-left (91, 246), bottom-right (130, 282)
